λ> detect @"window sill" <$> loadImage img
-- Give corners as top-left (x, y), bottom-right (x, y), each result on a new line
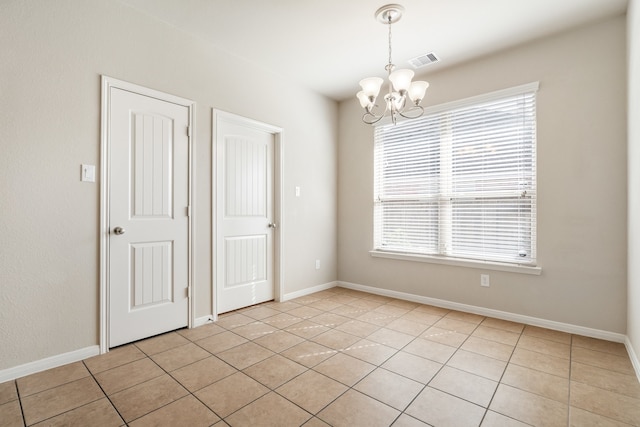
top-left (369, 250), bottom-right (542, 276)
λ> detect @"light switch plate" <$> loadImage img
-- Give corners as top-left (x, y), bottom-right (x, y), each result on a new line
top-left (81, 164), bottom-right (95, 182)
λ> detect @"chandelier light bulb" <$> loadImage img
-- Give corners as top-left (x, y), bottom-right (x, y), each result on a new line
top-left (357, 91), bottom-right (372, 109)
top-left (359, 77), bottom-right (384, 99)
top-left (408, 81), bottom-right (429, 104)
top-left (389, 69), bottom-right (414, 92)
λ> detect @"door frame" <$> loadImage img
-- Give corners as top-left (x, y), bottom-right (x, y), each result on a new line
top-left (212, 110), bottom-right (283, 320)
top-left (99, 76), bottom-right (196, 353)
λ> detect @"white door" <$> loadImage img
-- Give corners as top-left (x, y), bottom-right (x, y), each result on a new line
top-left (216, 115), bottom-right (275, 313)
top-left (108, 86), bottom-right (190, 347)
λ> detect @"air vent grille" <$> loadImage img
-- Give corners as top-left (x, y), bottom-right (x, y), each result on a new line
top-left (408, 52), bottom-right (439, 69)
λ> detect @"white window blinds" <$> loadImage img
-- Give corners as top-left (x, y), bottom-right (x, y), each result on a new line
top-left (374, 83), bottom-right (537, 265)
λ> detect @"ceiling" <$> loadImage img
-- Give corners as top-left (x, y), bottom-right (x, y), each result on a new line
top-left (119, 0), bottom-right (628, 101)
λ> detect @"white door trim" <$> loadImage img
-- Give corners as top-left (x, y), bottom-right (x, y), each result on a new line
top-left (212, 110), bottom-right (283, 320)
top-left (100, 76), bottom-right (196, 353)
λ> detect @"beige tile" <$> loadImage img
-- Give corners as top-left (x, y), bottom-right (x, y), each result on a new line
top-left (242, 306), bottom-right (282, 320)
top-left (330, 304), bottom-right (369, 318)
top-left (176, 323), bottom-right (225, 341)
top-left (311, 329), bottom-right (361, 350)
top-left (413, 304), bottom-right (449, 316)
top-left (460, 336), bottom-right (514, 362)
top-left (391, 414), bottom-right (430, 427)
top-left (400, 311), bottom-right (442, 325)
top-left (317, 389), bottom-right (400, 427)
top-left (354, 368), bottom-right (423, 410)
top-left (226, 392), bottom-right (312, 427)
top-left (21, 377), bottom-right (105, 425)
top-left (403, 337), bottom-right (457, 364)
top-left (481, 411), bottom-right (530, 426)
top-left (387, 299), bottom-right (420, 310)
top-left (284, 320), bottom-right (330, 339)
top-left (446, 349), bottom-right (507, 381)
top-left (381, 351), bottom-right (442, 384)
top-left (0, 400), bottom-right (24, 427)
top-left (268, 301), bottom-right (302, 312)
top-left (83, 344), bottom-right (146, 374)
top-left (243, 354), bottom-right (307, 389)
top-left (489, 384), bottom-right (568, 427)
top-left (572, 335), bottom-right (628, 357)
top-left (432, 317), bottom-right (479, 334)
top-left (374, 304), bottom-right (410, 317)
top-left (502, 363), bottom-right (569, 403)
top-left (195, 331), bottom-right (248, 354)
top-left (277, 370), bottom-right (347, 414)
top-left (289, 296), bottom-right (321, 306)
top-left (367, 327), bottom-right (415, 349)
top-left (109, 374), bottom-right (188, 422)
top-left (252, 330), bottom-right (305, 352)
top-left (572, 346), bottom-right (636, 376)
top-left (311, 312), bottom-right (351, 327)
top-left (135, 332), bottom-right (190, 356)
top-left (356, 310), bottom-right (399, 327)
top-left (216, 342), bottom-right (275, 370)
top-left (385, 317), bottom-right (430, 336)
top-left (262, 312), bottom-right (304, 329)
top-left (128, 395), bottom-right (219, 427)
top-left (445, 310), bottom-right (485, 325)
top-left (151, 342), bottom-right (211, 371)
top-left (195, 372), bottom-right (268, 418)
top-left (303, 417), bottom-right (332, 427)
top-left (569, 406), bottom-right (632, 427)
top-left (171, 356), bottom-right (237, 392)
top-left (480, 318), bottom-right (524, 334)
top-left (231, 322), bottom-right (279, 340)
top-left (281, 341), bottom-right (337, 368)
top-left (348, 299), bottom-right (383, 310)
top-left (326, 294), bottom-right (358, 305)
top-left (571, 361), bottom-right (640, 399)
top-left (362, 294), bottom-right (393, 303)
top-left (429, 366), bottom-right (498, 407)
top-left (0, 381), bottom-right (18, 405)
top-left (95, 358), bottom-right (164, 395)
top-left (570, 380), bottom-right (640, 425)
top-left (522, 325), bottom-right (571, 344)
top-left (215, 313), bottom-right (255, 330)
top-left (510, 347), bottom-right (570, 378)
top-left (313, 353), bottom-right (375, 386)
top-left (405, 387), bottom-right (485, 427)
top-left (31, 398), bottom-right (122, 427)
top-left (472, 325), bottom-right (520, 346)
top-left (17, 362), bottom-right (89, 397)
top-left (287, 306), bottom-right (324, 319)
top-left (422, 326), bottom-right (468, 348)
top-left (308, 299), bottom-right (344, 312)
top-left (335, 319), bottom-right (380, 338)
top-left (517, 334), bottom-right (570, 359)
top-left (342, 339), bottom-right (397, 365)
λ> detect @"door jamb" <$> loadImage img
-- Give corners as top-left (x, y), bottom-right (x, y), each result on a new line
top-left (99, 76), bottom-right (196, 354)
top-left (211, 109), bottom-right (284, 321)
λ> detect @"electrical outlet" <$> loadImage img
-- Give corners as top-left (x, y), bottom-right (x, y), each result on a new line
top-left (480, 274), bottom-right (490, 287)
top-left (315, 260), bottom-right (320, 270)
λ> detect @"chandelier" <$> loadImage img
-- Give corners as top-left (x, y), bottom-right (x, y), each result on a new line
top-left (357, 4), bottom-right (429, 125)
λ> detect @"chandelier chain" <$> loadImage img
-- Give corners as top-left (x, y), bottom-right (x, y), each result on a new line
top-left (387, 16), bottom-right (393, 72)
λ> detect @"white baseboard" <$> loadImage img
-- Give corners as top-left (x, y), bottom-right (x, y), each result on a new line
top-left (0, 345), bottom-right (100, 383)
top-left (337, 281), bottom-right (627, 343)
top-left (283, 281), bottom-right (338, 301)
top-left (626, 337), bottom-right (640, 381)
top-left (194, 316), bottom-right (214, 328)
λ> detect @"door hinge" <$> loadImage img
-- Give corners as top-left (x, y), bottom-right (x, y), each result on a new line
top-left (187, 205), bottom-right (191, 217)
top-left (187, 126), bottom-right (192, 137)
top-left (187, 287), bottom-right (191, 298)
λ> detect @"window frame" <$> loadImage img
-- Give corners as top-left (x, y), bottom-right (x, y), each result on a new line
top-left (370, 82), bottom-right (541, 275)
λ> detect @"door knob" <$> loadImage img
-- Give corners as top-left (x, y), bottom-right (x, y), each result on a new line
top-left (113, 227), bottom-right (126, 235)
top-left (268, 223), bottom-right (277, 229)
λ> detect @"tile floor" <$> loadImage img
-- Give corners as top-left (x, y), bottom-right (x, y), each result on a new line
top-left (1, 287), bottom-right (640, 426)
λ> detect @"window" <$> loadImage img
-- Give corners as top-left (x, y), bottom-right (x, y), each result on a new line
top-left (373, 83), bottom-right (538, 266)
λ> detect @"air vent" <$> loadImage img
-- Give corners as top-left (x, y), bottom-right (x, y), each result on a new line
top-left (408, 52), bottom-right (439, 69)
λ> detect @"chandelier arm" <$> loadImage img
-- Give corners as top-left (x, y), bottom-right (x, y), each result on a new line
top-left (397, 105), bottom-right (425, 119)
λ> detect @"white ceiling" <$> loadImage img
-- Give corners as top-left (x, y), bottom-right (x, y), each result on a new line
top-left (119, 0), bottom-right (628, 101)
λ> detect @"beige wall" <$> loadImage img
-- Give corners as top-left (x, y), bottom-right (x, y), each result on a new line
top-left (628, 0), bottom-right (640, 365)
top-left (338, 16), bottom-right (628, 333)
top-left (0, 0), bottom-right (338, 371)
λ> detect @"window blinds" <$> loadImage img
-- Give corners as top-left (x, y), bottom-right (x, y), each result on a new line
top-left (373, 83), bottom-right (537, 265)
